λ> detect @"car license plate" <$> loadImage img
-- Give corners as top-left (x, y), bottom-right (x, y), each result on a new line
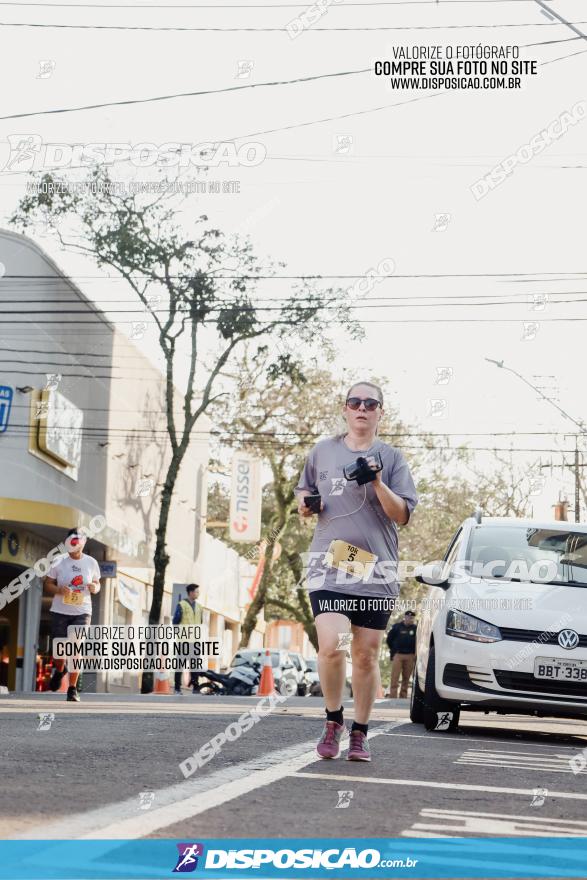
top-left (534, 657), bottom-right (587, 681)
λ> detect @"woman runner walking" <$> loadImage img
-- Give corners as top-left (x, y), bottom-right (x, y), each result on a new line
top-left (296, 381), bottom-right (418, 761)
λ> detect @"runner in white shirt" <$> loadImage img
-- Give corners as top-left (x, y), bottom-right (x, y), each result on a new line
top-left (44, 528), bottom-right (101, 702)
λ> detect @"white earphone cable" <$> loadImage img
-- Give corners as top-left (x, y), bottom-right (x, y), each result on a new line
top-left (316, 484), bottom-right (367, 532)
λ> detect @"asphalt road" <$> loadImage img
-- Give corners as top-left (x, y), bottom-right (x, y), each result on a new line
top-left (2, 691), bottom-right (587, 848)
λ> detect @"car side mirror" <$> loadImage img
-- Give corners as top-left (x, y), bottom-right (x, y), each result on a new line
top-left (414, 562), bottom-right (450, 589)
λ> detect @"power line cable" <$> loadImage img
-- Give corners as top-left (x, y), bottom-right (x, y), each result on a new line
top-left (0, 91), bottom-right (450, 172)
top-left (3, 288), bottom-right (587, 304)
top-left (523, 35), bottom-right (581, 47)
top-left (532, 0), bottom-right (587, 42)
top-left (2, 270), bottom-right (586, 279)
top-left (0, 19), bottom-right (583, 31)
top-left (0, 1), bottom-right (540, 7)
top-left (4, 295), bottom-right (587, 314)
top-left (531, 0), bottom-right (587, 65)
top-left (541, 46), bottom-right (587, 65)
top-left (3, 316), bottom-right (587, 325)
top-left (0, 292), bottom-right (587, 310)
top-left (0, 344), bottom-right (160, 361)
top-left (0, 33), bottom-right (573, 158)
top-left (2, 410), bottom-right (577, 434)
top-left (0, 425), bottom-right (573, 453)
top-left (0, 66), bottom-right (370, 121)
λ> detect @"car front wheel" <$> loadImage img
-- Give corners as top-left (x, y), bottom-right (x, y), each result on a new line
top-left (279, 677), bottom-right (298, 697)
top-left (422, 646), bottom-right (460, 732)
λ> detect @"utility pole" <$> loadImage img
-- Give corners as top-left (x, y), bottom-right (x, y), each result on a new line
top-left (575, 437), bottom-right (581, 524)
top-left (575, 443), bottom-right (580, 522)
top-left (538, 443), bottom-right (587, 523)
top-left (486, 358), bottom-right (586, 522)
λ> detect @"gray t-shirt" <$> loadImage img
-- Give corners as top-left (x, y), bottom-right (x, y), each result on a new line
top-left (295, 436), bottom-right (418, 597)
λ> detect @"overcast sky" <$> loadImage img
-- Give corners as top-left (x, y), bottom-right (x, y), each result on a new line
top-left (0, 0), bottom-right (585, 518)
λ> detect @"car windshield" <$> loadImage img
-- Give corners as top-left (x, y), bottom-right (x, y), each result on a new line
top-left (232, 651), bottom-right (280, 668)
top-left (466, 525), bottom-right (587, 587)
top-left (306, 658), bottom-right (317, 672)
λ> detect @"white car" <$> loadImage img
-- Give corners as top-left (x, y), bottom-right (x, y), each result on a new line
top-left (288, 652), bottom-right (311, 696)
top-left (306, 656), bottom-right (354, 698)
top-left (411, 513), bottom-right (587, 732)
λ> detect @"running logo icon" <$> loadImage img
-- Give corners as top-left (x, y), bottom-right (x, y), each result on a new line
top-left (2, 134), bottom-right (42, 171)
top-left (435, 712), bottom-right (453, 731)
top-left (335, 790), bottom-right (354, 808)
top-left (530, 787), bottom-right (548, 807)
top-left (173, 843), bottom-right (204, 873)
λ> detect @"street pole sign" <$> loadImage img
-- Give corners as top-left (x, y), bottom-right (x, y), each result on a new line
top-left (229, 452), bottom-right (262, 543)
top-left (0, 386), bottom-right (13, 433)
top-left (99, 561), bottom-right (118, 579)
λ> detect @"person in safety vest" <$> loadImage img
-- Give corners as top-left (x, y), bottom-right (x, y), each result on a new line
top-left (173, 583), bottom-right (203, 694)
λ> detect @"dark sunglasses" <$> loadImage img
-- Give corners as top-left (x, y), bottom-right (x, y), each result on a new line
top-left (345, 396), bottom-right (381, 412)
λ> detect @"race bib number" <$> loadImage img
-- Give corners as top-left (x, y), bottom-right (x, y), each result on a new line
top-left (63, 590), bottom-right (85, 606)
top-left (324, 540), bottom-right (377, 581)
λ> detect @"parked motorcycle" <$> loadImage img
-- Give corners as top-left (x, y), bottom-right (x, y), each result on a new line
top-left (192, 659), bottom-right (261, 696)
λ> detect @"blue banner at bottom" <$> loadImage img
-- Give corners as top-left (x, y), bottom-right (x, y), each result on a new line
top-left (0, 838), bottom-right (586, 879)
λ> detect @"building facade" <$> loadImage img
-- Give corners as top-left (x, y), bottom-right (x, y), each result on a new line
top-left (265, 619), bottom-right (316, 658)
top-left (0, 229), bottom-right (262, 693)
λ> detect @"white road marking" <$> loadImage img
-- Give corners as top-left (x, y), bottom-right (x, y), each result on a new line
top-left (294, 771), bottom-right (587, 801)
top-left (400, 830), bottom-right (456, 838)
top-left (16, 722), bottom-right (404, 840)
top-left (379, 731), bottom-right (587, 750)
top-left (0, 698), bottom-right (402, 721)
top-left (401, 808), bottom-right (587, 838)
top-left (0, 701), bottom-right (330, 718)
top-left (455, 747), bottom-right (587, 774)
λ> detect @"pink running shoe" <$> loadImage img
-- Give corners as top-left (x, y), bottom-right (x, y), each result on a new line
top-left (316, 720), bottom-right (347, 759)
top-left (347, 729), bottom-right (371, 761)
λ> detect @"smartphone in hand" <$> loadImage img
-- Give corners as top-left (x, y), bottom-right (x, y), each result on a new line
top-left (304, 494), bottom-right (322, 514)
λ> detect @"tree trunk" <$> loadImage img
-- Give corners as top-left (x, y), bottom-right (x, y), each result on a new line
top-left (285, 549), bottom-right (317, 648)
top-left (141, 450), bottom-right (183, 693)
top-left (239, 518), bottom-right (287, 647)
top-left (239, 556), bottom-right (272, 647)
top-left (295, 589), bottom-right (317, 650)
top-left (239, 527), bottom-right (319, 651)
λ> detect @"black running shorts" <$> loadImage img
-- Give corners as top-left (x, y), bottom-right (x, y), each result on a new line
top-left (50, 611), bottom-right (91, 639)
top-left (309, 590), bottom-right (394, 630)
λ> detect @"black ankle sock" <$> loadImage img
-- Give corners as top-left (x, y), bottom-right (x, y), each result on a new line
top-left (326, 706), bottom-right (344, 726)
top-left (351, 721), bottom-right (368, 735)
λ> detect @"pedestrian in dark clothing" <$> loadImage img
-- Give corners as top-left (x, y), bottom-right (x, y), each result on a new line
top-left (386, 610), bottom-right (417, 698)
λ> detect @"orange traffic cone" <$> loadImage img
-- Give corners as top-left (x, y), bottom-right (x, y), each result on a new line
top-left (153, 667), bottom-right (171, 694)
top-left (257, 649), bottom-right (277, 696)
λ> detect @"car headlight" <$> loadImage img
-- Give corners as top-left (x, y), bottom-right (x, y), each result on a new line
top-left (446, 609), bottom-right (502, 643)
